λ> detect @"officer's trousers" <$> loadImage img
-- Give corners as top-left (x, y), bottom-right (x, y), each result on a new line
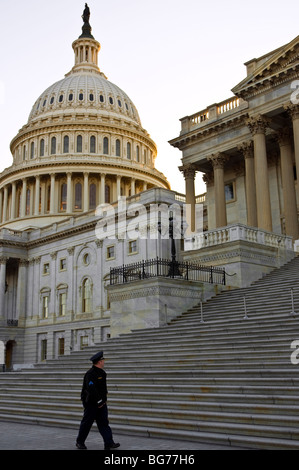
top-left (77, 403), bottom-right (114, 446)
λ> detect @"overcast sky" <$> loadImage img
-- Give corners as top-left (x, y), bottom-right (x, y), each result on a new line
top-left (0, 0), bottom-right (298, 194)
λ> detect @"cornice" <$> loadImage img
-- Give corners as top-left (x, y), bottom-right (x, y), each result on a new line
top-left (234, 64), bottom-right (299, 100)
top-left (171, 113), bottom-right (249, 150)
top-left (0, 159), bottom-right (170, 189)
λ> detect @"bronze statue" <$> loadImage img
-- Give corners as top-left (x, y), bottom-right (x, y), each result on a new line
top-left (79, 3), bottom-right (94, 39)
top-left (82, 3), bottom-right (90, 24)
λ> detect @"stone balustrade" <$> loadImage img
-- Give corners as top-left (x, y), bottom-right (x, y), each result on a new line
top-left (184, 223), bottom-right (293, 251)
top-left (180, 96), bottom-right (248, 134)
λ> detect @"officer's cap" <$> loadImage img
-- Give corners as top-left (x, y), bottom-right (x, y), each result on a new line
top-left (90, 351), bottom-right (105, 363)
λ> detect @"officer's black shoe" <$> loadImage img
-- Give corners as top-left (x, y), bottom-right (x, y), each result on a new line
top-left (104, 442), bottom-right (120, 450)
top-left (76, 441), bottom-right (87, 450)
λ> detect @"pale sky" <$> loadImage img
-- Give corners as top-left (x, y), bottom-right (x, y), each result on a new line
top-left (0, 0), bottom-right (298, 195)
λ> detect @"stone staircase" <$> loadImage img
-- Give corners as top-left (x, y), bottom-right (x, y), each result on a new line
top-left (1, 256), bottom-right (299, 449)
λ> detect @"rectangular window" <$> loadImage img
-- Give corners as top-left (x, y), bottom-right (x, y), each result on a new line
top-left (128, 240), bottom-right (138, 255)
top-left (80, 336), bottom-right (89, 350)
top-left (42, 296), bottom-right (49, 319)
top-left (225, 182), bottom-right (235, 202)
top-left (58, 338), bottom-right (65, 356)
top-left (59, 258), bottom-right (67, 271)
top-left (43, 263), bottom-right (50, 275)
top-left (107, 245), bottom-right (115, 260)
top-left (41, 339), bottom-right (47, 361)
top-left (59, 293), bottom-right (66, 316)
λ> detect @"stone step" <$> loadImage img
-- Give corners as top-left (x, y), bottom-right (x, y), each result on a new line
top-left (3, 393), bottom-right (299, 414)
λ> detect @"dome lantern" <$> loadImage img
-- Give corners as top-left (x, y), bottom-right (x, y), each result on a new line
top-left (67, 4), bottom-right (102, 76)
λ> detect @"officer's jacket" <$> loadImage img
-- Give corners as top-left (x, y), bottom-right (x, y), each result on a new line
top-left (80, 365), bottom-right (108, 406)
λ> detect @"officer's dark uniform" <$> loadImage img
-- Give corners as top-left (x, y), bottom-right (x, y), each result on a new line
top-left (76, 351), bottom-right (119, 450)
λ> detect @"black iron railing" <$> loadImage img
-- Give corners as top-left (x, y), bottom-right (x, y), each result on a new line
top-left (110, 257), bottom-right (226, 286)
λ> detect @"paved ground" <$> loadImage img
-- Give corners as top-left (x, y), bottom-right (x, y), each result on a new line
top-left (0, 421), bottom-right (243, 451)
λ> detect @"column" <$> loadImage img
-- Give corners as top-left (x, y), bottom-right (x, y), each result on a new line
top-left (0, 257), bottom-right (8, 322)
top-left (100, 174), bottom-right (105, 204)
top-left (116, 175), bottom-right (121, 199)
top-left (276, 128), bottom-right (299, 241)
top-left (20, 178), bottom-right (27, 218)
top-left (238, 141), bottom-right (257, 227)
top-left (3, 186), bottom-right (8, 222)
top-left (83, 172), bottom-right (89, 212)
top-left (0, 190), bottom-right (3, 223)
top-left (180, 164), bottom-right (197, 232)
top-left (34, 176), bottom-right (40, 216)
top-left (130, 178), bottom-right (136, 196)
top-left (49, 174), bottom-right (56, 214)
top-left (11, 182), bottom-right (16, 219)
top-left (66, 172), bottom-right (73, 213)
top-left (207, 154), bottom-right (228, 228)
top-left (247, 115), bottom-right (272, 232)
top-left (285, 103), bottom-right (299, 181)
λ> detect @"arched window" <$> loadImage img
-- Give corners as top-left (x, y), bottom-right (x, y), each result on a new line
top-left (127, 142), bottom-right (131, 159)
top-left (82, 278), bottom-right (92, 313)
top-left (23, 146), bottom-right (26, 161)
top-left (116, 139), bottom-right (121, 157)
top-left (75, 182), bottom-right (82, 210)
top-left (105, 185), bottom-right (110, 203)
top-left (63, 136), bottom-right (69, 153)
top-left (136, 145), bottom-right (140, 162)
top-left (90, 135), bottom-right (96, 153)
top-left (40, 139), bottom-right (45, 157)
top-left (89, 183), bottom-right (96, 209)
top-left (77, 135), bottom-right (83, 153)
top-left (103, 137), bottom-right (109, 155)
top-left (30, 142), bottom-right (34, 159)
top-left (51, 137), bottom-right (56, 155)
top-left (60, 183), bottom-right (67, 211)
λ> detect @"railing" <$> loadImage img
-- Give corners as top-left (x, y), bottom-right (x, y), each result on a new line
top-left (179, 97), bottom-right (248, 134)
top-left (110, 257), bottom-right (226, 286)
top-left (184, 224), bottom-right (294, 251)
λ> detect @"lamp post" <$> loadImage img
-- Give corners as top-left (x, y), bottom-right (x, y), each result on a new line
top-left (168, 211), bottom-right (181, 277)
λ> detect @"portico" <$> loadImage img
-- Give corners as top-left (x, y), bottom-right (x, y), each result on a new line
top-left (170, 35), bottom-right (299, 244)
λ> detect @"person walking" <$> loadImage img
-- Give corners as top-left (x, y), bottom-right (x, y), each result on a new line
top-left (76, 351), bottom-right (120, 450)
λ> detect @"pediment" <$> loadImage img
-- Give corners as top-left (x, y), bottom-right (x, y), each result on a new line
top-left (232, 35), bottom-right (299, 97)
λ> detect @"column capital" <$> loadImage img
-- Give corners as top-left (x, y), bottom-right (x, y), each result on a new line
top-left (238, 140), bottom-right (254, 159)
top-left (0, 256), bottom-right (9, 265)
top-left (19, 259), bottom-right (29, 267)
top-left (179, 163), bottom-right (197, 179)
top-left (246, 114), bottom-right (270, 135)
top-left (275, 127), bottom-right (292, 147)
top-left (284, 102), bottom-right (299, 120)
top-left (207, 152), bottom-right (228, 169)
top-left (202, 171), bottom-right (214, 185)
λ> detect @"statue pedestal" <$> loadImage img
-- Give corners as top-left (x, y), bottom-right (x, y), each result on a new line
top-left (80, 22), bottom-right (94, 39)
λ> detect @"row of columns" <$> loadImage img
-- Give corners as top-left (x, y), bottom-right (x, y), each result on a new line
top-left (181, 103), bottom-right (299, 240)
top-left (0, 172), bottom-right (148, 224)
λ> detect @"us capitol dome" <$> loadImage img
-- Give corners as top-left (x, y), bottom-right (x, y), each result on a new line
top-left (0, 5), bottom-right (170, 230)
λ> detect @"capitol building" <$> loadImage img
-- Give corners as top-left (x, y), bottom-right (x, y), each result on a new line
top-left (0, 6), bottom-right (298, 370)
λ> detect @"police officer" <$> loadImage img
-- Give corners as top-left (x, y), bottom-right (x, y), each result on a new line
top-left (76, 351), bottom-right (120, 450)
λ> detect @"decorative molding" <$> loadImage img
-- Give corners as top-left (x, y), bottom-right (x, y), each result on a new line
top-left (246, 114), bottom-right (270, 135)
